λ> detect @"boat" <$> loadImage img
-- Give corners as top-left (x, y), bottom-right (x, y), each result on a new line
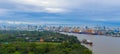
top-left (81, 39), bottom-right (93, 46)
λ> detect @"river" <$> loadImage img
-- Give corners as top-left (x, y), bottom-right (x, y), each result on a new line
top-left (61, 32), bottom-right (120, 54)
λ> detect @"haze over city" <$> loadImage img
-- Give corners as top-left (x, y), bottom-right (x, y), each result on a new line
top-left (0, 0), bottom-right (120, 26)
top-left (1, 0), bottom-right (120, 54)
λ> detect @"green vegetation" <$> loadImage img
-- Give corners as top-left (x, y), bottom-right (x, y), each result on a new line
top-left (0, 30), bottom-right (80, 43)
top-left (0, 42), bottom-right (92, 54)
top-left (0, 30), bottom-right (92, 54)
top-left (35, 42), bottom-right (61, 45)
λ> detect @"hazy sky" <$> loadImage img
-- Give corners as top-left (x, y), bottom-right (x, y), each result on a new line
top-left (0, 0), bottom-right (120, 26)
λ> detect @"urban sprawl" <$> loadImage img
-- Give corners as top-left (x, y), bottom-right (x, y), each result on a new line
top-left (0, 24), bottom-right (120, 37)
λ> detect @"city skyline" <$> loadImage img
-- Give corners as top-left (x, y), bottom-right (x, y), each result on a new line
top-left (0, 0), bottom-right (120, 26)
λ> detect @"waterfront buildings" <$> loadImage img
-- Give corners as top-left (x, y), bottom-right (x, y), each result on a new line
top-left (0, 24), bottom-right (120, 37)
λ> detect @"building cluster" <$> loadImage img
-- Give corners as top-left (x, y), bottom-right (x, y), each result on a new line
top-left (43, 26), bottom-right (120, 37)
top-left (0, 24), bottom-right (120, 37)
top-left (0, 25), bottom-right (39, 31)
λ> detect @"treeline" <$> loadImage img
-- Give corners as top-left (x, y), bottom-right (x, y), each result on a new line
top-left (0, 30), bottom-right (92, 54)
top-left (0, 42), bottom-right (92, 54)
top-left (0, 30), bottom-right (80, 44)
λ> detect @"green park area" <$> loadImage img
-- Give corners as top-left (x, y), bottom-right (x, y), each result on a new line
top-left (0, 30), bottom-right (92, 54)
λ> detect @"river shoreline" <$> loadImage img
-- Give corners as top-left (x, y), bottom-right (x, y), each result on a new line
top-left (60, 32), bottom-right (93, 50)
top-left (60, 32), bottom-right (120, 54)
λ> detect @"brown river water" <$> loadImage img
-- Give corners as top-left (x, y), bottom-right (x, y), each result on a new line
top-left (61, 32), bottom-right (120, 54)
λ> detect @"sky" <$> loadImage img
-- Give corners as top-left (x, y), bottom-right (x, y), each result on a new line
top-left (0, 0), bottom-right (120, 26)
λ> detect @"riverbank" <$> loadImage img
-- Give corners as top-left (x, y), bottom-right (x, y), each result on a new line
top-left (61, 32), bottom-right (120, 54)
top-left (60, 32), bottom-right (93, 50)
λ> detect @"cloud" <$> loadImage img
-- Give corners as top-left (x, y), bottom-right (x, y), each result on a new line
top-left (1, 0), bottom-right (120, 13)
top-left (0, 20), bottom-right (36, 24)
top-left (44, 8), bottom-right (68, 13)
top-left (0, 8), bottom-right (9, 15)
top-left (0, 20), bottom-right (69, 25)
top-left (0, 0), bottom-right (120, 25)
top-left (5, 0), bottom-right (71, 13)
top-left (10, 0), bottom-right (70, 7)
